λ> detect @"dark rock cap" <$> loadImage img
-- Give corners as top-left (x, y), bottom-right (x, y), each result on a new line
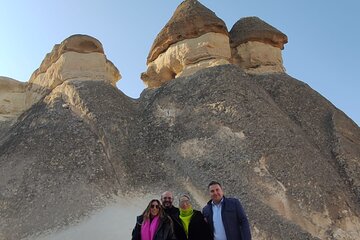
top-left (30, 34), bottom-right (105, 81)
top-left (229, 16), bottom-right (288, 49)
top-left (146, 0), bottom-right (229, 64)
top-left (58, 34), bottom-right (104, 54)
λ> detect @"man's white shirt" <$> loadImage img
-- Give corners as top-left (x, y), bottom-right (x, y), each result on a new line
top-left (212, 199), bottom-right (227, 240)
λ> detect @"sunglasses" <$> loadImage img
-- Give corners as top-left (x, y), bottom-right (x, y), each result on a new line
top-left (151, 204), bottom-right (160, 209)
top-left (180, 200), bottom-right (190, 204)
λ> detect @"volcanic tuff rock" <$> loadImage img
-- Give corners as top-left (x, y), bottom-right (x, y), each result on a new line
top-left (142, 1), bottom-right (289, 89)
top-left (1, 64), bottom-right (360, 239)
top-left (30, 34), bottom-right (120, 86)
top-left (230, 16), bottom-right (288, 74)
top-left (230, 16), bottom-right (288, 49)
top-left (0, 77), bottom-right (26, 121)
top-left (0, 77), bottom-right (28, 141)
top-left (30, 34), bottom-right (105, 80)
top-left (27, 34), bottom-right (120, 111)
top-left (146, 0), bottom-right (228, 63)
top-left (0, 34), bottom-right (121, 128)
top-left (1, 1), bottom-right (360, 239)
top-left (141, 0), bottom-right (231, 88)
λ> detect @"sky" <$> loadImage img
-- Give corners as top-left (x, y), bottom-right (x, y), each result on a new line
top-left (0, 0), bottom-right (359, 126)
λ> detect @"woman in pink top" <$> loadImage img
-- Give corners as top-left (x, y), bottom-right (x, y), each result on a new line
top-left (132, 199), bottom-right (176, 240)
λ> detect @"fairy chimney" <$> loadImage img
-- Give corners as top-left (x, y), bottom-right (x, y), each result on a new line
top-left (27, 34), bottom-right (121, 109)
top-left (141, 0), bottom-right (231, 88)
top-left (230, 16), bottom-right (288, 74)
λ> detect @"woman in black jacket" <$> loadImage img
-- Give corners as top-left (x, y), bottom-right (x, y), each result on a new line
top-left (172, 194), bottom-right (212, 240)
top-left (132, 199), bottom-right (176, 240)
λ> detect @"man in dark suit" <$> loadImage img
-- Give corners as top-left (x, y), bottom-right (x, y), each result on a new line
top-left (202, 181), bottom-right (251, 240)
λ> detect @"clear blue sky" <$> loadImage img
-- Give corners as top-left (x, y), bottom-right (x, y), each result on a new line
top-left (1, 0), bottom-right (359, 126)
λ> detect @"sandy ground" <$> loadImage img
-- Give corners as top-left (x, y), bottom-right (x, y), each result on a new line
top-left (25, 182), bottom-right (210, 240)
top-left (29, 196), bottom-right (156, 240)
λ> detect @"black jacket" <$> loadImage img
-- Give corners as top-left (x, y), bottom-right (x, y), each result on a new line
top-left (164, 206), bottom-right (180, 220)
top-left (172, 210), bottom-right (212, 240)
top-left (202, 197), bottom-right (251, 240)
top-left (131, 215), bottom-right (176, 240)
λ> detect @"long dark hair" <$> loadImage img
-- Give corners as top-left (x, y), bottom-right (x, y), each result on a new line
top-left (142, 199), bottom-right (165, 221)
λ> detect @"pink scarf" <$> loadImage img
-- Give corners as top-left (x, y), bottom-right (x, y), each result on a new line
top-left (141, 216), bottom-right (160, 240)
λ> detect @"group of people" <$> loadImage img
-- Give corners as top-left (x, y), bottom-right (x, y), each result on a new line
top-left (131, 181), bottom-right (251, 240)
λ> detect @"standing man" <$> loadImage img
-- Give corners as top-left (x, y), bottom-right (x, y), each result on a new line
top-left (202, 181), bottom-right (251, 240)
top-left (161, 191), bottom-right (180, 219)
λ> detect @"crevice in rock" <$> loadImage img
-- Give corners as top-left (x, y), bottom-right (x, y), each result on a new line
top-left (57, 83), bottom-right (123, 189)
top-left (329, 112), bottom-right (360, 206)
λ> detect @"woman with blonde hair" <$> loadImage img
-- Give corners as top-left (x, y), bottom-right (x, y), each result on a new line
top-left (131, 199), bottom-right (176, 240)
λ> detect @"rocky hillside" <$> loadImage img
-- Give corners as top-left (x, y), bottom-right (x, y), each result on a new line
top-left (1, 1), bottom-right (359, 239)
top-left (1, 64), bottom-right (360, 239)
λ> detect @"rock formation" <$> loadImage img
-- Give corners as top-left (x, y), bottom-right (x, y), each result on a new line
top-left (27, 34), bottom-right (121, 108)
top-left (0, 34), bottom-right (121, 130)
top-left (141, 0), bottom-right (231, 88)
top-left (230, 16), bottom-right (288, 74)
top-left (1, 1), bottom-right (360, 240)
top-left (141, 2), bottom-right (289, 89)
top-left (1, 64), bottom-right (360, 240)
top-left (0, 77), bottom-right (27, 140)
top-left (0, 77), bottom-right (26, 121)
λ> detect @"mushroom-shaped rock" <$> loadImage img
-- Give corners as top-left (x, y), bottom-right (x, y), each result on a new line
top-left (35, 34), bottom-right (104, 76)
top-left (27, 34), bottom-right (121, 109)
top-left (230, 17), bottom-right (288, 74)
top-left (29, 34), bottom-right (121, 89)
top-left (142, 0), bottom-right (231, 88)
top-left (147, 0), bottom-right (228, 63)
top-left (230, 16), bottom-right (287, 49)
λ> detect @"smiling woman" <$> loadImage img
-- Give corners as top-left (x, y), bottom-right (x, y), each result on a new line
top-left (131, 199), bottom-right (176, 240)
top-left (0, 1), bottom-right (360, 239)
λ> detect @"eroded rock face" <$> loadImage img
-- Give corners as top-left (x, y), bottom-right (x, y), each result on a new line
top-left (1, 65), bottom-right (359, 240)
top-left (230, 17), bottom-right (287, 74)
top-left (142, 0), bottom-right (231, 88)
top-left (31, 34), bottom-right (105, 80)
top-left (30, 52), bottom-right (120, 89)
top-left (0, 77), bottom-right (26, 121)
top-left (1, 35), bottom-right (121, 124)
top-left (147, 0), bottom-right (228, 64)
top-left (1, 3), bottom-right (359, 239)
top-left (27, 34), bottom-right (121, 109)
top-left (142, 32), bottom-right (231, 88)
top-left (233, 41), bottom-right (285, 74)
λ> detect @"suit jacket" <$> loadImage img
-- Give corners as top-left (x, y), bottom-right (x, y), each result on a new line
top-left (202, 197), bottom-right (251, 240)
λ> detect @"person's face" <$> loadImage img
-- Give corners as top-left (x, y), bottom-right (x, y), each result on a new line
top-left (179, 197), bottom-right (191, 210)
top-left (209, 184), bottom-right (224, 204)
top-left (150, 201), bottom-right (160, 217)
top-left (161, 192), bottom-right (173, 208)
